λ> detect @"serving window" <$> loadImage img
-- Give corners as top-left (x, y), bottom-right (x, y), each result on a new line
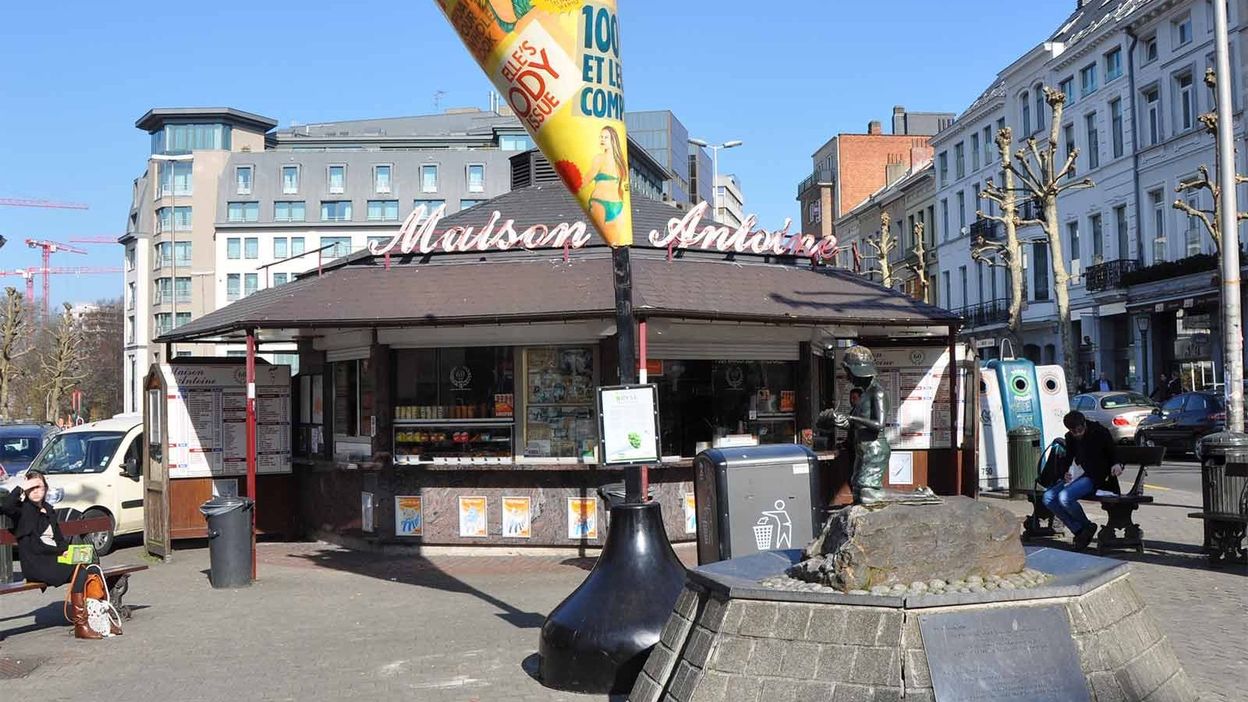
top-left (654, 359), bottom-right (797, 457)
top-left (332, 358), bottom-right (374, 439)
top-left (522, 346), bottom-right (597, 460)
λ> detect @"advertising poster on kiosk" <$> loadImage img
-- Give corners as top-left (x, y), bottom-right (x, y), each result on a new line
top-left (597, 384), bottom-right (660, 464)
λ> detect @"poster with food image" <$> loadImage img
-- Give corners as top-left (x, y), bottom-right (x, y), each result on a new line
top-left (395, 496), bottom-right (423, 537)
top-left (459, 496), bottom-right (489, 537)
top-left (597, 385), bottom-right (659, 464)
top-left (502, 496), bottom-right (532, 538)
top-left (567, 497), bottom-right (598, 539)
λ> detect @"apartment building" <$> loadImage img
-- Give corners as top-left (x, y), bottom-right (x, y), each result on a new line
top-left (932, 0), bottom-right (1248, 393)
top-left (715, 174), bottom-right (746, 228)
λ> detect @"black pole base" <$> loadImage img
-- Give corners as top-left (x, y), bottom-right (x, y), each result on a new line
top-left (538, 501), bottom-right (687, 694)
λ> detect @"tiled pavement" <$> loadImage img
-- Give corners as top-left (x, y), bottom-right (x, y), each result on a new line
top-left (1, 477), bottom-right (1243, 702)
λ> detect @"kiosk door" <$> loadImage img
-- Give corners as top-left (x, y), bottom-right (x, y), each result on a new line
top-left (143, 380), bottom-right (171, 560)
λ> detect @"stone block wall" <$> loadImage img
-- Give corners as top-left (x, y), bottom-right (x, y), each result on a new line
top-left (632, 575), bottom-right (1194, 702)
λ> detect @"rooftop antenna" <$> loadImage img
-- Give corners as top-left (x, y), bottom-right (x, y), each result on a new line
top-left (433, 90), bottom-right (447, 111)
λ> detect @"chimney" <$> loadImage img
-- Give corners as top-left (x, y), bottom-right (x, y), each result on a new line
top-left (892, 105), bottom-right (906, 135)
top-left (868, 120), bottom-right (883, 135)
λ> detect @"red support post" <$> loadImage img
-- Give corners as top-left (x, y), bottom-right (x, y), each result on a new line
top-left (245, 330), bottom-right (258, 580)
top-left (638, 319), bottom-right (649, 501)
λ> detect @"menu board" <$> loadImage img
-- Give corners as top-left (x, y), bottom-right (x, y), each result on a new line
top-left (162, 364), bottom-right (292, 478)
top-left (597, 385), bottom-right (660, 465)
top-left (834, 347), bottom-right (967, 450)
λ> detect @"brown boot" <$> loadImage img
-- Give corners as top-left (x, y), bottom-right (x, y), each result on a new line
top-left (70, 592), bottom-right (103, 640)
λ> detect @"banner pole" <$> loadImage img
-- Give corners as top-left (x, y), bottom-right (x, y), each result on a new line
top-left (612, 246), bottom-right (644, 502)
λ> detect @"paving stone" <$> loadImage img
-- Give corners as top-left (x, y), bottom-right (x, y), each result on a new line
top-left (1078, 578), bottom-right (1145, 632)
top-left (738, 601), bottom-right (780, 638)
top-left (897, 690), bottom-right (934, 702)
top-left (793, 681), bottom-right (837, 701)
top-left (683, 626), bottom-right (716, 668)
top-left (700, 595), bottom-right (730, 633)
top-left (642, 642), bottom-right (678, 684)
top-left (870, 687), bottom-right (903, 702)
top-left (760, 678), bottom-right (801, 702)
top-left (667, 661), bottom-right (700, 702)
top-left (1098, 610), bottom-right (1165, 670)
top-left (805, 606), bottom-right (849, 643)
top-left (900, 611), bottom-right (922, 650)
top-left (1142, 669), bottom-right (1199, 702)
top-left (674, 586), bottom-right (700, 619)
top-left (875, 610), bottom-right (903, 647)
top-left (1116, 639), bottom-right (1181, 700)
top-left (775, 602), bottom-right (815, 640)
top-left (708, 635), bottom-right (753, 673)
top-left (744, 637), bottom-right (788, 677)
top-left (630, 672), bottom-right (664, 702)
top-left (1088, 670), bottom-right (1128, 702)
top-left (817, 644), bottom-right (858, 681)
top-left (844, 608), bottom-right (883, 646)
top-left (849, 646), bottom-right (900, 687)
top-left (830, 682), bottom-right (875, 702)
top-left (660, 611), bottom-right (695, 650)
top-left (903, 648), bottom-right (931, 689)
top-left (688, 670), bottom-right (730, 702)
top-left (718, 600), bottom-right (746, 635)
top-left (723, 674), bottom-right (764, 702)
top-left (779, 641), bottom-right (821, 680)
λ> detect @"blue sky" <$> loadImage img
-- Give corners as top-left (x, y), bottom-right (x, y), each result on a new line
top-left (0, 0), bottom-right (1074, 306)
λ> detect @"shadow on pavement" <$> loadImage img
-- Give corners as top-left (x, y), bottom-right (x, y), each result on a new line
top-left (0, 602), bottom-right (67, 640)
top-left (1024, 534), bottom-right (1244, 574)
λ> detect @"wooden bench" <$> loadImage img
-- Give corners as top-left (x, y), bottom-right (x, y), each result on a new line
top-left (1023, 445), bottom-right (1166, 555)
top-left (1, 515), bottom-right (147, 618)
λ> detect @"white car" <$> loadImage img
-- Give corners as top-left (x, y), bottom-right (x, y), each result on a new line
top-left (3, 414), bottom-right (144, 554)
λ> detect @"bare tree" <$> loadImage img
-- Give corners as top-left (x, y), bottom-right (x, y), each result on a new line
top-left (902, 220), bottom-right (931, 303)
top-left (40, 303), bottom-right (86, 423)
top-left (974, 127), bottom-right (1028, 334)
top-left (1172, 68), bottom-right (1248, 255)
top-left (77, 300), bottom-right (124, 420)
top-left (865, 211), bottom-right (897, 288)
top-left (1009, 87), bottom-right (1095, 388)
top-left (0, 287), bottom-right (31, 419)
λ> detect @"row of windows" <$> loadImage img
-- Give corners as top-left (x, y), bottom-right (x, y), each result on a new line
top-left (154, 312), bottom-right (193, 335)
top-left (153, 277), bottom-right (191, 305)
top-left (152, 241), bottom-right (192, 269)
top-left (225, 197), bottom-right (487, 223)
top-left (230, 163), bottom-right (487, 197)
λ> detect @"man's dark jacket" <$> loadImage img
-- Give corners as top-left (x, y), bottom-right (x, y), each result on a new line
top-left (1064, 421), bottom-right (1120, 492)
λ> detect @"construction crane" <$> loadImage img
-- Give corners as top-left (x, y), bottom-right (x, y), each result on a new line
top-left (0, 198), bottom-right (89, 210)
top-left (0, 266), bottom-right (122, 311)
top-left (26, 239), bottom-right (87, 312)
top-left (69, 236), bottom-right (123, 245)
top-left (0, 268), bottom-right (37, 301)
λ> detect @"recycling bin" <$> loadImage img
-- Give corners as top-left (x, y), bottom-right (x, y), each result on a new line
top-left (1008, 425), bottom-right (1043, 497)
top-left (1193, 431), bottom-right (1248, 561)
top-left (692, 444), bottom-right (821, 565)
top-left (200, 496), bottom-right (254, 588)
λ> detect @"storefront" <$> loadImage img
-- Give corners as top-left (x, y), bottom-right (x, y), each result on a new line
top-left (154, 184), bottom-right (966, 549)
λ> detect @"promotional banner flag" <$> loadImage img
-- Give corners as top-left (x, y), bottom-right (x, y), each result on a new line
top-left (435, 0), bottom-right (632, 247)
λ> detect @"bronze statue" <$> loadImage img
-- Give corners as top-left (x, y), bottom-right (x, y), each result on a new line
top-left (819, 345), bottom-right (939, 506)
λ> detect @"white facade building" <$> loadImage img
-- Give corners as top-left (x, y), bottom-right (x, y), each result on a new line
top-left (715, 174), bottom-right (746, 228)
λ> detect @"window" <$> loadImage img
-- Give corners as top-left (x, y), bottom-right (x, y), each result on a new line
top-left (414, 198), bottom-right (447, 215)
top-left (281, 165), bottom-right (299, 194)
top-left (274, 238), bottom-right (288, 259)
top-left (227, 201), bottom-right (259, 222)
top-left (1067, 221), bottom-right (1081, 263)
top-left (273, 272), bottom-right (288, 286)
top-left (938, 152), bottom-right (948, 184)
top-left (291, 237), bottom-right (306, 256)
top-left (127, 282), bottom-right (136, 309)
top-left (373, 164), bottom-right (392, 194)
top-left (158, 161), bottom-right (193, 197)
top-left (366, 199), bottom-right (400, 221)
top-left (942, 271), bottom-right (951, 308)
top-left (956, 191), bottom-right (966, 233)
top-left (1175, 15), bottom-right (1193, 46)
top-left (982, 126), bottom-right (993, 163)
top-left (500, 133), bottom-right (534, 151)
top-left (940, 199), bottom-right (949, 241)
top-left (1110, 99), bottom-right (1124, 158)
top-left (1144, 87), bottom-right (1161, 145)
top-left (1021, 92), bottom-right (1032, 136)
top-left (155, 278), bottom-right (172, 305)
top-left (958, 265), bottom-right (967, 307)
top-left (332, 358), bottom-right (375, 439)
top-left (155, 313), bottom-right (173, 335)
top-left (1177, 73), bottom-right (1195, 131)
top-left (1114, 205), bottom-right (1129, 259)
top-left (421, 164), bottom-right (439, 192)
top-left (152, 123), bottom-right (230, 154)
top-left (274, 200), bottom-right (305, 222)
top-left (244, 273), bottom-right (258, 297)
top-left (1033, 242), bottom-right (1050, 301)
top-left (460, 199), bottom-right (487, 210)
top-left (1185, 194), bottom-right (1203, 255)
top-left (226, 274), bottom-right (240, 301)
top-left (1063, 124), bottom-right (1076, 176)
top-left (1144, 36), bottom-right (1159, 63)
top-left (1085, 113), bottom-right (1099, 170)
top-left (1090, 213), bottom-right (1104, 262)
top-left (1080, 63), bottom-right (1098, 97)
top-left (320, 236), bottom-right (352, 258)
top-left (1059, 77), bottom-right (1074, 104)
top-left (954, 142), bottom-right (965, 179)
top-left (175, 312), bottom-right (190, 328)
top-left (971, 133), bottom-right (980, 171)
top-left (1150, 189), bottom-right (1167, 263)
top-left (244, 237), bottom-right (258, 259)
top-left (175, 241), bottom-right (191, 266)
top-left (1034, 85), bottom-right (1045, 131)
top-left (175, 276), bottom-right (191, 303)
top-left (226, 237), bottom-right (241, 260)
top-left (235, 166), bottom-right (253, 195)
top-left (321, 200), bottom-right (352, 221)
top-left (328, 165), bottom-right (346, 194)
top-left (467, 164), bottom-right (485, 192)
top-left (1105, 47), bottom-right (1123, 82)
top-left (125, 246), bottom-right (135, 272)
top-left (156, 206), bottom-right (192, 233)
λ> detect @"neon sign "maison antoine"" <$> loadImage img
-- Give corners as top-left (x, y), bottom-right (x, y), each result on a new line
top-left (368, 201), bottom-right (840, 262)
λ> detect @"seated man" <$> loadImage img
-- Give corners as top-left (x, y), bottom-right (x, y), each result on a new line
top-left (1041, 411), bottom-right (1122, 550)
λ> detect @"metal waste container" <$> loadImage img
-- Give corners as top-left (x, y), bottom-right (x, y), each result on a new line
top-left (692, 444), bottom-right (821, 565)
top-left (1008, 425), bottom-right (1042, 497)
top-left (596, 481), bottom-right (655, 510)
top-left (200, 496), bottom-right (254, 588)
top-left (1193, 431), bottom-right (1248, 562)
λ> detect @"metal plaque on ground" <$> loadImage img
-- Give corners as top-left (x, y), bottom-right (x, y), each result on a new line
top-left (919, 604), bottom-right (1089, 702)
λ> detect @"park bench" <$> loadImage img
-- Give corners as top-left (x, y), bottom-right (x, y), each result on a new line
top-left (1022, 445), bottom-right (1166, 555)
top-left (1, 514), bottom-right (147, 618)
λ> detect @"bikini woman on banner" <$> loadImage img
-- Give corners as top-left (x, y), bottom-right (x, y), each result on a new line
top-left (585, 126), bottom-right (626, 242)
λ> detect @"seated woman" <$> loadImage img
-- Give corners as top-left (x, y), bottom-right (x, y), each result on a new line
top-left (1, 471), bottom-right (114, 639)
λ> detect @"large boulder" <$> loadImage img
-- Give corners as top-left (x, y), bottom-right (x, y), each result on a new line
top-left (788, 496), bottom-right (1025, 591)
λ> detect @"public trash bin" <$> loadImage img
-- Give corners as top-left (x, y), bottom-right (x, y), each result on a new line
top-left (200, 496), bottom-right (254, 588)
top-left (692, 444), bottom-right (821, 565)
top-left (1008, 425), bottom-right (1043, 497)
top-left (596, 481), bottom-right (655, 510)
top-left (1193, 431), bottom-right (1248, 562)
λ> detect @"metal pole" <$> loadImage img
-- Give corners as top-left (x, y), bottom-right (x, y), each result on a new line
top-left (1213, 0), bottom-right (1245, 432)
top-left (613, 246), bottom-right (642, 502)
top-left (1140, 328), bottom-right (1149, 397)
top-left (710, 146), bottom-right (718, 219)
top-left (245, 329), bottom-right (258, 579)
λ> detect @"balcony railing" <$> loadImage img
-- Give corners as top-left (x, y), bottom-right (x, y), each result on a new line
top-left (968, 218), bottom-right (1000, 240)
top-left (1084, 258), bottom-right (1138, 292)
top-left (953, 298), bottom-right (1012, 328)
top-left (797, 167), bottom-right (835, 197)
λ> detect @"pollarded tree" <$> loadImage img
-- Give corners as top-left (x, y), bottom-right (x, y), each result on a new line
top-left (902, 220), bottom-right (931, 303)
top-left (39, 303), bottom-right (86, 423)
top-left (973, 127), bottom-right (1028, 335)
top-left (0, 287), bottom-right (31, 419)
top-left (865, 211), bottom-right (897, 288)
top-left (1172, 68), bottom-right (1248, 256)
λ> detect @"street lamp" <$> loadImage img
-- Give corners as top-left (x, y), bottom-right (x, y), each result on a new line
top-left (1135, 314), bottom-right (1151, 395)
top-left (688, 138), bottom-right (742, 222)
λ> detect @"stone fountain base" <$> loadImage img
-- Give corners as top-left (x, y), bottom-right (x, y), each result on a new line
top-left (629, 548), bottom-right (1195, 702)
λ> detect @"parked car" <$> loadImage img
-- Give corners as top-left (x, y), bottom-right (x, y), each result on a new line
top-left (0, 421), bottom-right (59, 480)
top-left (1070, 392), bottom-right (1158, 444)
top-left (1135, 392), bottom-right (1227, 457)
top-left (1, 414), bottom-right (144, 554)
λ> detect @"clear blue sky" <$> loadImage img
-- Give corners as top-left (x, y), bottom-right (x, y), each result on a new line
top-left (0, 0), bottom-right (1074, 306)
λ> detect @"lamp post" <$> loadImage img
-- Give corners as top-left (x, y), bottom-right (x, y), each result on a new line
top-left (1212, 0), bottom-right (1245, 432)
top-left (1136, 314), bottom-right (1151, 396)
top-left (688, 138), bottom-right (742, 221)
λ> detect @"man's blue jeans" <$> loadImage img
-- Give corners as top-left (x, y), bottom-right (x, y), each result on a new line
top-left (1041, 476), bottom-right (1096, 534)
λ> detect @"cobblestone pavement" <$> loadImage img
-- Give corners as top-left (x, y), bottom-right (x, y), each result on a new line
top-left (1, 473), bottom-right (1242, 701)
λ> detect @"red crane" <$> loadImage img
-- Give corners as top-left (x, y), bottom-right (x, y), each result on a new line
top-left (0, 198), bottom-right (89, 210)
top-left (69, 236), bottom-right (123, 245)
top-left (0, 266), bottom-right (123, 312)
top-left (25, 240), bottom-right (88, 315)
top-left (0, 268), bottom-right (37, 301)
